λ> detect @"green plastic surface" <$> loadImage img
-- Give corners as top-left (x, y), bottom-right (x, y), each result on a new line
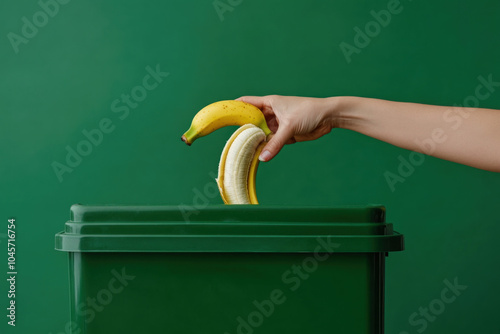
top-left (55, 204), bottom-right (404, 253)
top-left (56, 204), bottom-right (403, 334)
top-left (68, 252), bottom-right (387, 334)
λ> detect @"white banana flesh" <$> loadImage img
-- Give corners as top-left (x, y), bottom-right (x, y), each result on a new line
top-left (217, 124), bottom-right (266, 204)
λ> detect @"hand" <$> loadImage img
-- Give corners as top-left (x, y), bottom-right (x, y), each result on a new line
top-left (236, 95), bottom-right (337, 161)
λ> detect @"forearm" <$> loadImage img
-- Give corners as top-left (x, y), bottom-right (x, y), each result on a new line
top-left (331, 96), bottom-right (500, 172)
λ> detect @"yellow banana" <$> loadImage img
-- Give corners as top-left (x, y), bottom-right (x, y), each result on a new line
top-left (217, 125), bottom-right (266, 204)
top-left (181, 100), bottom-right (272, 145)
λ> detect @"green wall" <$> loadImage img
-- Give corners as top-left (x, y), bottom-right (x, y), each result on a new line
top-left (1, 0), bottom-right (499, 333)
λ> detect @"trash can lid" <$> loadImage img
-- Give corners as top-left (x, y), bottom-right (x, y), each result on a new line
top-left (55, 204), bottom-right (404, 253)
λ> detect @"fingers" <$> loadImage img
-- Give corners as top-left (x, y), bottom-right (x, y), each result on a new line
top-left (235, 96), bottom-right (266, 110)
top-left (237, 95), bottom-right (292, 161)
top-left (259, 125), bottom-right (294, 162)
top-left (265, 116), bottom-right (279, 133)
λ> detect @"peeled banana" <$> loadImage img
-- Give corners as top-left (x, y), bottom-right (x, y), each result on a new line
top-left (181, 100), bottom-right (272, 145)
top-left (181, 100), bottom-right (271, 205)
top-left (217, 124), bottom-right (266, 204)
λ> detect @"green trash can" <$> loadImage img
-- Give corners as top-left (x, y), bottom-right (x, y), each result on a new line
top-left (55, 204), bottom-right (404, 334)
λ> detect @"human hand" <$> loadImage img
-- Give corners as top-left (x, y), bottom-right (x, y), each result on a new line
top-left (236, 95), bottom-right (337, 161)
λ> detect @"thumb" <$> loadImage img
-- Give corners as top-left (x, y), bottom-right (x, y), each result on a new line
top-left (259, 125), bottom-right (294, 162)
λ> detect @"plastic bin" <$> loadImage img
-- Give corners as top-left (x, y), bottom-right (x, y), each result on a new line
top-left (55, 204), bottom-right (404, 334)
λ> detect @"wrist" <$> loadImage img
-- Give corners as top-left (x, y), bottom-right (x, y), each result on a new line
top-left (324, 96), bottom-right (363, 130)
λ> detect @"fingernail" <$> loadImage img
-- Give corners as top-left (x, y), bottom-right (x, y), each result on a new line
top-left (259, 150), bottom-right (271, 162)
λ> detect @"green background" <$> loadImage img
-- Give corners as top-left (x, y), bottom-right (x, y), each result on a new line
top-left (1, 0), bottom-right (499, 333)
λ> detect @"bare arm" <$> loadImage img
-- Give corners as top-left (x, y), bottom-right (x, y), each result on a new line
top-left (237, 95), bottom-right (500, 172)
top-left (338, 97), bottom-right (500, 172)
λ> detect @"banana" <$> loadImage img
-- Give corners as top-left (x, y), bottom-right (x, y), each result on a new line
top-left (181, 100), bottom-right (272, 145)
top-left (217, 124), bottom-right (266, 204)
top-left (182, 100), bottom-right (271, 204)
top-left (247, 141), bottom-right (266, 204)
top-left (216, 125), bottom-right (254, 204)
